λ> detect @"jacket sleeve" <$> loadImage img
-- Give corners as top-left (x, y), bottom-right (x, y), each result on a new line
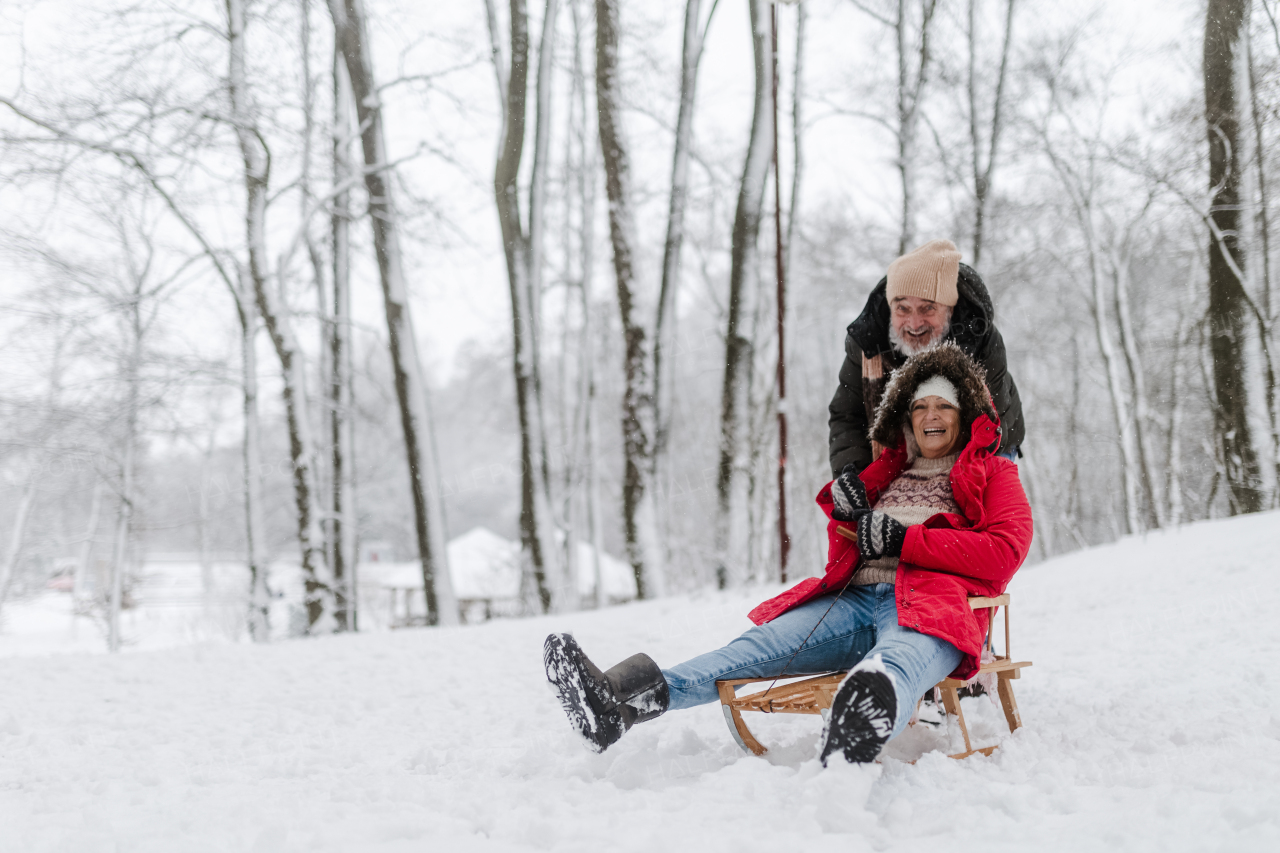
top-left (898, 463), bottom-right (1033, 585)
top-left (979, 325), bottom-right (1025, 453)
top-left (828, 337), bottom-right (872, 477)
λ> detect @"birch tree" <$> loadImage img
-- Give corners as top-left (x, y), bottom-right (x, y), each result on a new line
top-left (966, 0), bottom-right (1016, 265)
top-left (328, 0), bottom-right (460, 625)
top-left (713, 0), bottom-right (772, 587)
top-left (1204, 0), bottom-right (1267, 513)
top-left (593, 0), bottom-right (668, 598)
top-left (227, 0), bottom-right (333, 631)
top-left (329, 45), bottom-right (359, 630)
top-left (484, 0), bottom-right (565, 613)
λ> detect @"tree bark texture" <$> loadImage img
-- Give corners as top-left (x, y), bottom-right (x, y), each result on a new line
top-left (595, 0), bottom-right (663, 598)
top-left (227, 0), bottom-right (332, 631)
top-left (654, 0), bottom-right (708, 466)
top-left (107, 287), bottom-right (143, 653)
top-left (488, 0), bottom-right (565, 612)
top-left (1204, 0), bottom-right (1265, 513)
top-left (330, 45), bottom-right (358, 631)
top-left (1111, 245), bottom-right (1164, 528)
top-left (713, 0), bottom-right (772, 587)
top-left (329, 0), bottom-right (460, 625)
top-left (967, 0), bottom-right (1015, 266)
top-left (895, 0), bottom-right (938, 256)
top-left (236, 286), bottom-right (272, 641)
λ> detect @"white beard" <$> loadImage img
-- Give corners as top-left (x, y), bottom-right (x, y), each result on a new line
top-left (888, 319), bottom-right (951, 356)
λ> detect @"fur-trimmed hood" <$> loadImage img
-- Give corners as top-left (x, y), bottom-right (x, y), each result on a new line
top-left (868, 342), bottom-right (998, 449)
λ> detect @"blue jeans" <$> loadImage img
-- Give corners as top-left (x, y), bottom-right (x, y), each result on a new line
top-left (996, 444), bottom-right (1020, 462)
top-left (662, 583), bottom-right (963, 739)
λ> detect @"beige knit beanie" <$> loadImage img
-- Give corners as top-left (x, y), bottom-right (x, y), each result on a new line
top-left (886, 239), bottom-right (961, 307)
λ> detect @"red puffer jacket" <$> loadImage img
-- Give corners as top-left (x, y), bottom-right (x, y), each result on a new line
top-left (747, 413), bottom-right (1033, 680)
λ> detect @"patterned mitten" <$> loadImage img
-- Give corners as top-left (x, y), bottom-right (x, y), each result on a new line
top-left (831, 465), bottom-right (869, 522)
top-left (856, 511), bottom-right (907, 559)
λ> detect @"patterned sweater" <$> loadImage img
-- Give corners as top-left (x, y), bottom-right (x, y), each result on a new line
top-left (852, 451), bottom-right (961, 586)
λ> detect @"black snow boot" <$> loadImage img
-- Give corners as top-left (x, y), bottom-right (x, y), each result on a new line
top-left (543, 633), bottom-right (669, 753)
top-left (819, 660), bottom-right (898, 766)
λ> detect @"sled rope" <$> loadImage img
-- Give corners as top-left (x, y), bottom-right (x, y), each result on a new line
top-left (759, 526), bottom-right (861, 703)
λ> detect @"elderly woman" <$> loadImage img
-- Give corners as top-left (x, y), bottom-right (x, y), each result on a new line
top-left (544, 343), bottom-right (1033, 765)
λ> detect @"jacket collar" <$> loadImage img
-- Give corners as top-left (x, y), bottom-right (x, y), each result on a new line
top-left (859, 412), bottom-right (1002, 525)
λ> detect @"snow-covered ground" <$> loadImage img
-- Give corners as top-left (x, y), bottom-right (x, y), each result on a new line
top-left (2, 511), bottom-right (1279, 852)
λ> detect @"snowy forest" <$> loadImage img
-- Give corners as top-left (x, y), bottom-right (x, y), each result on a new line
top-left (0, 0), bottom-right (1277, 647)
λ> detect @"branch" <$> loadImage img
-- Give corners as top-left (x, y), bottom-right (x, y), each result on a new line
top-left (376, 57), bottom-right (486, 93)
top-left (846, 0), bottom-right (893, 28)
top-left (0, 97), bottom-right (241, 304)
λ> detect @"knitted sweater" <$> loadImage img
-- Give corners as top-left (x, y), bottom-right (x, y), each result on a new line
top-left (852, 451), bottom-right (961, 586)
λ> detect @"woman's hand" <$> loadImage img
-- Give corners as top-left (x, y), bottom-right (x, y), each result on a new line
top-left (856, 511), bottom-right (907, 559)
top-left (831, 464), bottom-right (869, 522)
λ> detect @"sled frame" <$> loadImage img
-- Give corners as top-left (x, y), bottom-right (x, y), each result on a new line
top-left (716, 594), bottom-right (1031, 759)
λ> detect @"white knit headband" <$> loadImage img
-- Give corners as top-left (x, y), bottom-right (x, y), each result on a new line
top-left (912, 375), bottom-right (959, 408)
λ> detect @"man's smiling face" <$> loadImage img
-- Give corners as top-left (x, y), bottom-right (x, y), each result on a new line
top-left (889, 295), bottom-right (951, 356)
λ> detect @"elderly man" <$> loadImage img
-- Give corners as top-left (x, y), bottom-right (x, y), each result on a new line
top-left (829, 239), bottom-right (1025, 475)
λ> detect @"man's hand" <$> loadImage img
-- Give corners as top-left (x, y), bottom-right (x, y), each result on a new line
top-left (831, 464), bottom-right (869, 522)
top-left (856, 511), bottom-right (907, 559)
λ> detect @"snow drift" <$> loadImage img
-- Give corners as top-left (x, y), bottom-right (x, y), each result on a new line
top-left (2, 511), bottom-right (1278, 851)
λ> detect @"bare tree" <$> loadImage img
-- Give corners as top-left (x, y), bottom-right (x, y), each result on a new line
top-left (594, 0), bottom-right (665, 598)
top-left (329, 41), bottom-right (359, 630)
top-left (227, 0), bottom-right (333, 631)
top-left (328, 0), bottom-right (460, 625)
top-left (484, 0), bottom-right (566, 612)
top-left (713, 0), bottom-right (772, 587)
top-left (654, 0), bottom-right (719, 525)
top-left (1204, 0), bottom-right (1266, 513)
top-left (967, 0), bottom-right (1016, 265)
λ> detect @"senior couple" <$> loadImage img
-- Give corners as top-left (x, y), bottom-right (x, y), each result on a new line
top-left (544, 239), bottom-right (1033, 765)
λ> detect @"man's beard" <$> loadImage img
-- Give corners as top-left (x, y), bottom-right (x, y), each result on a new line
top-left (889, 319), bottom-right (951, 356)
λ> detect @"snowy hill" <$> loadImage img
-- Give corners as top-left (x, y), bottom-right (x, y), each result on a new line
top-left (2, 511), bottom-right (1278, 851)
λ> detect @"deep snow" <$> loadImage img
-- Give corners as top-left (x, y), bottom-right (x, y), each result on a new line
top-left (3, 511), bottom-right (1279, 852)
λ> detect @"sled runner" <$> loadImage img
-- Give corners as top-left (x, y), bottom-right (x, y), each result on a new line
top-left (716, 587), bottom-right (1031, 759)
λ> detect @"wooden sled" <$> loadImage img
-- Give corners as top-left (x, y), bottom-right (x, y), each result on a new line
top-left (717, 578), bottom-right (1031, 760)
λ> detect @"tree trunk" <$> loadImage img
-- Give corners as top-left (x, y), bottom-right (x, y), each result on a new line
top-left (595, 0), bottom-right (663, 598)
top-left (967, 0), bottom-right (1015, 266)
top-left (227, 0), bottom-right (332, 631)
top-left (771, 2), bottom-right (790, 582)
top-left (237, 287), bottom-right (272, 641)
top-left (654, 0), bottom-right (713, 500)
top-left (329, 31), bottom-right (358, 632)
top-left (108, 290), bottom-right (143, 653)
top-left (0, 476), bottom-right (36, 615)
top-left (713, 0), bottom-right (772, 588)
top-left (1088, 241), bottom-right (1143, 536)
top-left (1204, 0), bottom-right (1265, 514)
top-left (1166, 315), bottom-right (1187, 527)
top-left (895, 0), bottom-right (939, 255)
top-left (786, 0), bottom-right (806, 260)
top-left (1111, 246), bottom-right (1164, 528)
top-left (568, 0), bottom-right (600, 606)
top-left (487, 0), bottom-right (565, 613)
top-left (73, 480), bottom-right (103, 608)
top-left (329, 0), bottom-right (459, 625)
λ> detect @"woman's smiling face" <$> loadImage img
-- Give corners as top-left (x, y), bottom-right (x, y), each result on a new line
top-left (910, 395), bottom-right (961, 458)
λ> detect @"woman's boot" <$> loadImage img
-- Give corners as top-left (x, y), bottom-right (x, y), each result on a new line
top-left (819, 656), bottom-right (898, 765)
top-left (543, 633), bottom-right (669, 753)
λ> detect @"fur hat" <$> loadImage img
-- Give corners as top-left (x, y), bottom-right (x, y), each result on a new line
top-left (869, 341), bottom-right (996, 450)
top-left (886, 239), bottom-right (961, 307)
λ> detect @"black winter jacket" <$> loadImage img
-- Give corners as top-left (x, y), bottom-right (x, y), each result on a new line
top-left (828, 263), bottom-right (1025, 476)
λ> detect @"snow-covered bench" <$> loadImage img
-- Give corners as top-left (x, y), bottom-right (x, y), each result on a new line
top-left (716, 594), bottom-right (1031, 759)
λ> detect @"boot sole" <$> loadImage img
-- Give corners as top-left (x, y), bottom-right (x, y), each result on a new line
top-left (542, 633), bottom-right (623, 753)
top-left (819, 669), bottom-right (897, 765)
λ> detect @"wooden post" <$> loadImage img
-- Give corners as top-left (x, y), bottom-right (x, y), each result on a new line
top-left (772, 1), bottom-right (790, 583)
